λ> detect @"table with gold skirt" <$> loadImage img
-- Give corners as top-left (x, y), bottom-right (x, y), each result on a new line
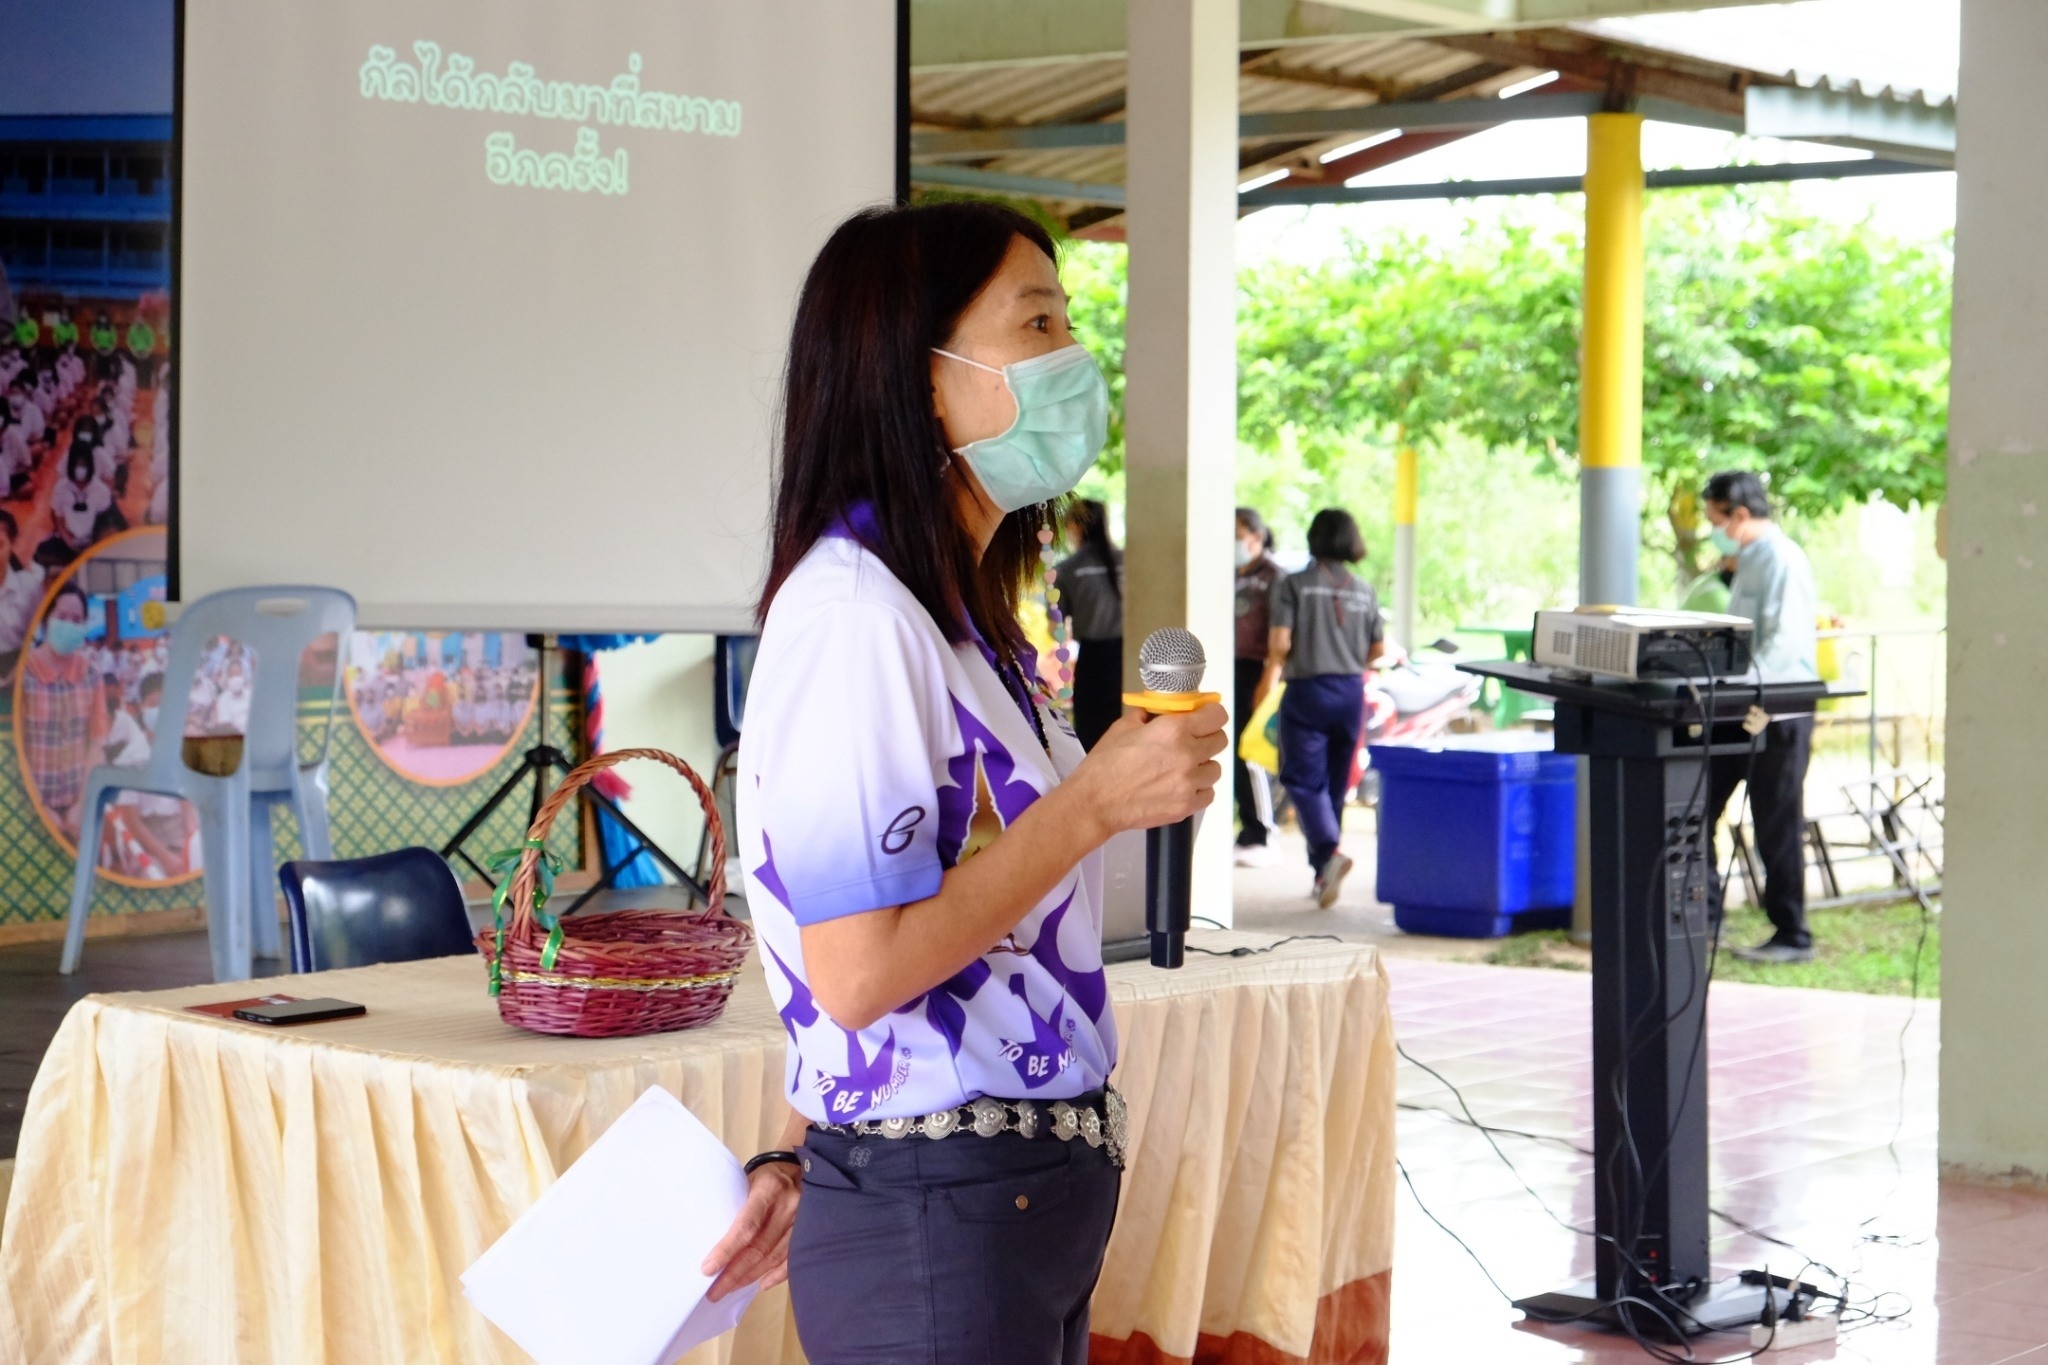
top-left (1, 931), bottom-right (1394, 1364)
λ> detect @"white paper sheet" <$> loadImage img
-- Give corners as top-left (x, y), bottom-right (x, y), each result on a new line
top-left (462, 1086), bottom-right (760, 1365)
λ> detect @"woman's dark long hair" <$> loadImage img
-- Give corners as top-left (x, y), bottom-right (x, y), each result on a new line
top-left (759, 202), bottom-right (1058, 664)
top-left (1067, 499), bottom-right (1120, 598)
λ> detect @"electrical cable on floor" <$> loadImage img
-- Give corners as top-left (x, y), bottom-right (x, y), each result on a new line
top-left (1398, 1097), bottom-right (1877, 1291)
top-left (1392, 652), bottom-right (1915, 1365)
top-left (1185, 933), bottom-right (1344, 958)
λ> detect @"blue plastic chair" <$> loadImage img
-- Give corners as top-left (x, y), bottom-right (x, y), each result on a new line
top-left (278, 847), bottom-right (474, 972)
top-left (60, 586), bottom-right (357, 982)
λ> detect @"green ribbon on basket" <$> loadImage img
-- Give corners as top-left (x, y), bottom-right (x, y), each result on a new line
top-left (485, 839), bottom-right (566, 994)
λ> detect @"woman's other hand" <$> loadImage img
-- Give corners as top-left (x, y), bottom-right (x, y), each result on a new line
top-left (1073, 701), bottom-right (1228, 835)
top-left (702, 1161), bottom-right (803, 1302)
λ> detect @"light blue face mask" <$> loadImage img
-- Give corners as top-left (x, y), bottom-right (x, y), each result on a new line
top-left (1708, 526), bottom-right (1741, 557)
top-left (933, 344), bottom-right (1109, 513)
top-left (45, 616), bottom-right (87, 656)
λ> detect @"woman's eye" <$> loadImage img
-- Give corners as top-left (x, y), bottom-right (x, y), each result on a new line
top-left (1029, 315), bottom-right (1049, 332)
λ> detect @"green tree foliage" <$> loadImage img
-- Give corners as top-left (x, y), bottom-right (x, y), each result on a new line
top-left (1063, 189), bottom-right (1952, 578)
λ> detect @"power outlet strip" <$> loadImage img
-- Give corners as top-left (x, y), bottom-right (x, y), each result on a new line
top-left (1750, 1313), bottom-right (1839, 1351)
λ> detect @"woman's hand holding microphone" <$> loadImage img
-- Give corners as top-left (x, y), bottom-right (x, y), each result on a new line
top-left (1068, 702), bottom-right (1231, 839)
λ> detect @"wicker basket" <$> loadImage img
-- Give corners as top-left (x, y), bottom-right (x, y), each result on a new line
top-left (476, 748), bottom-right (753, 1038)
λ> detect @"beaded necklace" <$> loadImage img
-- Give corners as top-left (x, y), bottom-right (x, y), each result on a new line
top-left (1037, 517), bottom-right (1075, 707)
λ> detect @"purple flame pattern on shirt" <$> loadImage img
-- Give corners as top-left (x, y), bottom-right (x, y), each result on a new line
top-left (764, 938), bottom-right (901, 1115)
top-left (753, 830), bottom-right (793, 912)
top-left (1023, 885), bottom-right (1108, 1025)
top-left (922, 956), bottom-right (992, 1059)
top-left (1001, 973), bottom-right (1073, 1090)
top-left (935, 695), bottom-right (1042, 868)
top-left (763, 942), bottom-right (820, 1092)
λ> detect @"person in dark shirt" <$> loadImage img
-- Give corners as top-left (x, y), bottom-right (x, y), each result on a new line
top-left (1232, 507), bottom-right (1283, 864)
top-left (1056, 499), bottom-right (1124, 749)
top-left (1263, 508), bottom-right (1384, 907)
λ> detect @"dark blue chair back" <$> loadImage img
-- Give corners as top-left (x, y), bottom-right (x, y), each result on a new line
top-left (279, 847), bottom-right (474, 972)
top-left (714, 635), bottom-right (758, 749)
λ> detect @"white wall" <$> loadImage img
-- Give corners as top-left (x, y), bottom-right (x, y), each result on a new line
top-left (1941, 0), bottom-right (2048, 1186)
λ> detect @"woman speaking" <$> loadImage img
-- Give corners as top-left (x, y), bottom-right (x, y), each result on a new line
top-left (700, 202), bottom-right (1228, 1363)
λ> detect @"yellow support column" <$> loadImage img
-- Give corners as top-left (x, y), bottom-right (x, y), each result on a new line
top-left (1579, 112), bottom-right (1644, 607)
top-left (1393, 441), bottom-right (1418, 651)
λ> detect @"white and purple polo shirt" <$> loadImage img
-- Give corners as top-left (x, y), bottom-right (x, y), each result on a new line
top-left (736, 519), bottom-right (1115, 1126)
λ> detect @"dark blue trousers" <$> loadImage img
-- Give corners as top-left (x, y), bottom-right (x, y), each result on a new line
top-left (788, 1127), bottom-right (1121, 1364)
top-left (1278, 673), bottom-right (1366, 873)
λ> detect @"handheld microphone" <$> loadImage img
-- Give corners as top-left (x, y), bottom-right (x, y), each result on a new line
top-left (1123, 628), bottom-right (1222, 969)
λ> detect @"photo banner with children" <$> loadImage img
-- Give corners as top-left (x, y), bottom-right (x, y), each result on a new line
top-left (0, 3), bottom-right (583, 940)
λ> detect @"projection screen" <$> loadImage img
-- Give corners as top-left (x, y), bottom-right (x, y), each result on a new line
top-left (178, 0), bottom-right (896, 630)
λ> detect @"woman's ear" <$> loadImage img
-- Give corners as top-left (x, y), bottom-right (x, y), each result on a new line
top-left (929, 352), bottom-right (950, 428)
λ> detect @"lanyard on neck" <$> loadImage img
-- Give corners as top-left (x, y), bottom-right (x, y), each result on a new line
top-left (975, 635), bottom-right (1052, 757)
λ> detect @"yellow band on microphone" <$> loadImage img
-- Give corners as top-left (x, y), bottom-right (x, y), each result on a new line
top-left (1123, 690), bottom-right (1223, 715)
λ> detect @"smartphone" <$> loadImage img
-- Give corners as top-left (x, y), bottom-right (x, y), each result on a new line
top-left (232, 997), bottom-right (367, 1026)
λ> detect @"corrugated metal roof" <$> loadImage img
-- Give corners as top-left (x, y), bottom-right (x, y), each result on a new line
top-left (908, 19), bottom-right (1947, 226)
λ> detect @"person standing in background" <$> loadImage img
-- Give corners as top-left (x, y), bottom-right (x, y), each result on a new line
top-left (1057, 499), bottom-right (1123, 750)
top-left (1264, 508), bottom-right (1384, 908)
top-left (1232, 507), bottom-right (1283, 866)
top-left (1702, 470), bottom-right (1821, 964)
top-left (0, 510), bottom-right (47, 682)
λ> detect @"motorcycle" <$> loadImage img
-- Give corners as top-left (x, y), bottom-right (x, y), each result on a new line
top-left (1348, 641), bottom-right (1483, 806)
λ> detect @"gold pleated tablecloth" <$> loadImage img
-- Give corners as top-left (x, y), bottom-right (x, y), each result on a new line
top-left (0, 931), bottom-right (1393, 1365)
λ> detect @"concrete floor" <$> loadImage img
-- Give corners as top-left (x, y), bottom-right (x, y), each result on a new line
top-left (1230, 800), bottom-right (1535, 965)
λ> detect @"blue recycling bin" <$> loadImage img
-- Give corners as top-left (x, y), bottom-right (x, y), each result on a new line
top-left (1370, 732), bottom-right (1576, 937)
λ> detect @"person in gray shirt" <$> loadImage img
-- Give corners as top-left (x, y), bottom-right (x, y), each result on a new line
top-left (1703, 470), bottom-right (1821, 964)
top-left (1056, 499), bottom-right (1124, 750)
top-left (1263, 508), bottom-right (1384, 908)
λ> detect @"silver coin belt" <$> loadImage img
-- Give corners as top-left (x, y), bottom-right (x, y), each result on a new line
top-left (817, 1086), bottom-right (1127, 1169)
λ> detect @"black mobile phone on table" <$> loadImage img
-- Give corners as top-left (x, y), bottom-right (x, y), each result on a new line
top-left (232, 998), bottom-right (367, 1026)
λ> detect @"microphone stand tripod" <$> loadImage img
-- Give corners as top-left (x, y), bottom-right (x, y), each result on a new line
top-left (439, 634), bottom-right (709, 913)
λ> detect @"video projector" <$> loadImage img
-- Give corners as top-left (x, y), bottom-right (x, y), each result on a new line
top-left (1532, 607), bottom-right (1754, 681)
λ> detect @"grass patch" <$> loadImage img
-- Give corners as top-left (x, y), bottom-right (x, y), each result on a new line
top-left (1474, 900), bottom-right (1939, 998)
top-left (1712, 897), bottom-right (1939, 997)
top-left (1481, 929), bottom-right (1586, 972)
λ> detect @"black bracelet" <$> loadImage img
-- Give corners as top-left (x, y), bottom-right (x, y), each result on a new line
top-left (744, 1149), bottom-right (802, 1176)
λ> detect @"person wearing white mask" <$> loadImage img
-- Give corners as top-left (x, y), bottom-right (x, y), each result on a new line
top-left (1701, 470), bottom-right (1820, 964)
top-left (210, 658), bottom-right (252, 734)
top-left (0, 509), bottom-right (47, 680)
top-left (8, 378), bottom-right (45, 445)
top-left (1053, 498), bottom-right (1123, 750)
top-left (1232, 507), bottom-right (1284, 865)
top-left (103, 671), bottom-right (163, 767)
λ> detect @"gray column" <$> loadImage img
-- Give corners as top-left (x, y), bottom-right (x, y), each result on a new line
top-left (1123, 0), bottom-right (1239, 923)
top-left (1579, 464), bottom-right (1643, 606)
top-left (1943, 0), bottom-right (2048, 1185)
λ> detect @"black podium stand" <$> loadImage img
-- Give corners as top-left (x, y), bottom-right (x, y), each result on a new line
top-left (1462, 661), bottom-right (1839, 1337)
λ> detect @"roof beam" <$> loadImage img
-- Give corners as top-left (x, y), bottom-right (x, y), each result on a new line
top-left (910, 164), bottom-right (1129, 207)
top-left (1431, 30), bottom-right (1754, 115)
top-left (911, 0), bottom-right (1781, 69)
top-left (910, 88), bottom-right (1737, 160)
top-left (913, 154), bottom-right (1942, 213)
top-left (1239, 155), bottom-right (1943, 206)
top-left (1313, 0), bottom-right (1778, 29)
top-left (1744, 85), bottom-right (1955, 168)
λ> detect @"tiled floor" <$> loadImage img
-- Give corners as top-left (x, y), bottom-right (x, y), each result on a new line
top-left (1385, 957), bottom-right (2048, 1364)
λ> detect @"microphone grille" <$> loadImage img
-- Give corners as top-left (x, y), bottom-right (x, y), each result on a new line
top-left (1138, 628), bottom-right (1206, 693)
